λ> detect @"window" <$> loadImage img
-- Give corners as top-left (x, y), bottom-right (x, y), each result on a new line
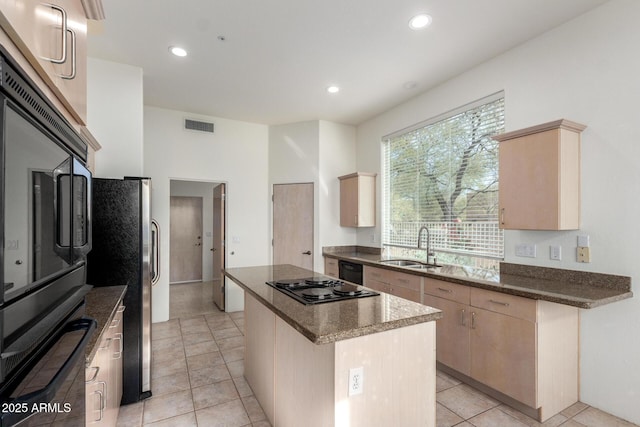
top-left (382, 93), bottom-right (504, 270)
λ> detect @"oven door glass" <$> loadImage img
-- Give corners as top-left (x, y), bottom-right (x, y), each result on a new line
top-left (3, 105), bottom-right (75, 303)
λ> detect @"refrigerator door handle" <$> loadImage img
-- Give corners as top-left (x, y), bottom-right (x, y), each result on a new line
top-left (151, 219), bottom-right (160, 285)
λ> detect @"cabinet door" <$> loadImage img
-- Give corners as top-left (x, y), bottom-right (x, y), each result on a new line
top-left (423, 294), bottom-right (470, 376)
top-left (339, 173), bottom-right (376, 227)
top-left (470, 307), bottom-right (537, 407)
top-left (0, 0), bottom-right (87, 123)
top-left (498, 126), bottom-right (581, 230)
top-left (86, 336), bottom-right (111, 425)
top-left (340, 176), bottom-right (359, 227)
top-left (110, 305), bottom-right (125, 415)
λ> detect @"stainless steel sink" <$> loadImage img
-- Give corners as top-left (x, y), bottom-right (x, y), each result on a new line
top-left (406, 263), bottom-right (441, 269)
top-left (378, 259), bottom-right (441, 269)
top-left (378, 259), bottom-right (422, 267)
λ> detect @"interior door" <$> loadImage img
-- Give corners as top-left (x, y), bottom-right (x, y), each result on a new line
top-left (212, 184), bottom-right (226, 310)
top-left (169, 196), bottom-right (203, 283)
top-left (273, 183), bottom-right (314, 270)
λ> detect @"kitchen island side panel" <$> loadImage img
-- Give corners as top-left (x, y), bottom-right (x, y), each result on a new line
top-left (334, 321), bottom-right (436, 427)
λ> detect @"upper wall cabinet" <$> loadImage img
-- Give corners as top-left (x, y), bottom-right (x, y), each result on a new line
top-left (339, 172), bottom-right (376, 227)
top-left (0, 0), bottom-right (102, 125)
top-left (494, 119), bottom-right (586, 230)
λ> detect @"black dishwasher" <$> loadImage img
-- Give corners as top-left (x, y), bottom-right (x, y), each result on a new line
top-left (338, 260), bottom-right (363, 285)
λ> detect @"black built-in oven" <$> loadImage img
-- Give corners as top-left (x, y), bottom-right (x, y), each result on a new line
top-left (0, 45), bottom-right (95, 425)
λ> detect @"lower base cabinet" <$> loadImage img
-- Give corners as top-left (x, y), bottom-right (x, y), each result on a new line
top-left (424, 278), bottom-right (579, 422)
top-left (86, 303), bottom-right (125, 426)
top-left (244, 292), bottom-right (436, 427)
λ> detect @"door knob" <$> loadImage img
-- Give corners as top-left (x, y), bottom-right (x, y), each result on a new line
top-left (211, 248), bottom-right (216, 252)
top-left (302, 251), bottom-right (312, 255)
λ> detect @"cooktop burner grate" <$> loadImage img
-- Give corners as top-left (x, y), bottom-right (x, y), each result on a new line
top-left (265, 276), bottom-right (379, 305)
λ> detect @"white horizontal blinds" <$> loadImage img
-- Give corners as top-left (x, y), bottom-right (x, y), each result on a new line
top-left (383, 95), bottom-right (505, 260)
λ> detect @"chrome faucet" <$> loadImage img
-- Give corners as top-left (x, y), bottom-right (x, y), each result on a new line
top-left (417, 225), bottom-right (434, 264)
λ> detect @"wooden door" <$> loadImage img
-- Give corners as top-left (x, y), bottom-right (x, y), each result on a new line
top-left (212, 184), bottom-right (226, 310)
top-left (170, 196), bottom-right (203, 283)
top-left (422, 294), bottom-right (471, 376)
top-left (273, 183), bottom-right (314, 270)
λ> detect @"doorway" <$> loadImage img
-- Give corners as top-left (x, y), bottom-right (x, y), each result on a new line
top-left (273, 183), bottom-right (314, 270)
top-left (170, 196), bottom-right (203, 283)
top-left (169, 180), bottom-right (228, 309)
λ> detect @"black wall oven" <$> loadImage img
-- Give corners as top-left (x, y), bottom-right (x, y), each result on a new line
top-left (0, 46), bottom-right (95, 426)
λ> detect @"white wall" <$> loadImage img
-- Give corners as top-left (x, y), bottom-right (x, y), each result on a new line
top-left (87, 58), bottom-right (143, 178)
top-left (269, 120), bottom-right (357, 269)
top-left (355, 0), bottom-right (640, 423)
top-left (318, 121), bottom-right (358, 249)
top-left (144, 107), bottom-right (270, 319)
top-left (169, 180), bottom-right (222, 281)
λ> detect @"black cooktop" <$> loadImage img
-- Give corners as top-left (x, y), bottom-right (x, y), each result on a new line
top-left (265, 276), bottom-right (379, 305)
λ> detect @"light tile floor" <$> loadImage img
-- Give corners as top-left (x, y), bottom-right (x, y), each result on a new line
top-left (116, 281), bottom-right (639, 427)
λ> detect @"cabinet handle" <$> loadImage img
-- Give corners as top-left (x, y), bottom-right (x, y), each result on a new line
top-left (113, 333), bottom-right (123, 359)
top-left (86, 366), bottom-right (100, 383)
top-left (40, 3), bottom-right (67, 64)
top-left (437, 287), bottom-right (452, 293)
top-left (398, 278), bottom-right (409, 284)
top-left (92, 381), bottom-right (107, 422)
top-left (501, 208), bottom-right (505, 225)
top-left (110, 318), bottom-right (121, 328)
top-left (354, 215), bottom-right (358, 226)
top-left (489, 299), bottom-right (510, 307)
top-left (461, 309), bottom-right (466, 326)
top-left (59, 27), bottom-right (76, 79)
top-left (471, 312), bottom-right (476, 329)
top-left (99, 338), bottom-right (112, 350)
top-left (117, 305), bottom-right (126, 313)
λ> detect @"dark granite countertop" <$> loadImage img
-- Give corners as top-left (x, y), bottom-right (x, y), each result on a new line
top-left (223, 264), bottom-right (442, 345)
top-left (84, 285), bottom-right (127, 363)
top-left (323, 247), bottom-right (632, 309)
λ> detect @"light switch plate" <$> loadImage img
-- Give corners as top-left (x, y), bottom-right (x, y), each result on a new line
top-left (550, 245), bottom-right (561, 261)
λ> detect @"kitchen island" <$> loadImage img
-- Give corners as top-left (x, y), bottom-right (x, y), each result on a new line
top-left (223, 264), bottom-right (442, 427)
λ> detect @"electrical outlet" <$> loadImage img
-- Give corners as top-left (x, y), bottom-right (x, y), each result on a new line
top-left (348, 367), bottom-right (364, 396)
top-left (515, 243), bottom-right (537, 258)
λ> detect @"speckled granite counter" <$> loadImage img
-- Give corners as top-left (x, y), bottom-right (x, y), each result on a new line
top-left (223, 264), bottom-right (442, 344)
top-left (84, 285), bottom-right (127, 363)
top-left (323, 246), bottom-right (632, 309)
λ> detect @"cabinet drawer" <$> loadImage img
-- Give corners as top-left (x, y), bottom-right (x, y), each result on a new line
top-left (364, 266), bottom-right (391, 285)
top-left (366, 279), bottom-right (391, 294)
top-left (470, 288), bottom-right (536, 322)
top-left (324, 258), bottom-right (339, 278)
top-left (424, 278), bottom-right (470, 305)
top-left (391, 286), bottom-right (421, 303)
top-left (392, 271), bottom-right (421, 292)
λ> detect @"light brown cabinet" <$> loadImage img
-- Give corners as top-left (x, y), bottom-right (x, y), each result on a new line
top-left (495, 119), bottom-right (586, 230)
top-left (339, 172), bottom-right (376, 227)
top-left (86, 303), bottom-right (124, 426)
top-left (422, 280), bottom-right (471, 376)
top-left (324, 257), bottom-right (339, 278)
top-left (364, 265), bottom-right (421, 303)
top-left (423, 278), bottom-right (579, 422)
top-left (0, 0), bottom-right (91, 124)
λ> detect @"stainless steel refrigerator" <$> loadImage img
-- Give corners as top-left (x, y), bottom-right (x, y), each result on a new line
top-left (86, 177), bottom-right (159, 404)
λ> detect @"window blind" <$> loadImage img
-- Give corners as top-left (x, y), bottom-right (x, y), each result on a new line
top-left (382, 94), bottom-right (505, 261)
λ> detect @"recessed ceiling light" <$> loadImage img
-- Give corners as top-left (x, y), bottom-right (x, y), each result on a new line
top-left (169, 46), bottom-right (188, 57)
top-left (327, 85), bottom-right (340, 94)
top-left (409, 14), bottom-right (432, 30)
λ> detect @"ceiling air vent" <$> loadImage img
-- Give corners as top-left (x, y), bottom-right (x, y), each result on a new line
top-left (185, 118), bottom-right (214, 133)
